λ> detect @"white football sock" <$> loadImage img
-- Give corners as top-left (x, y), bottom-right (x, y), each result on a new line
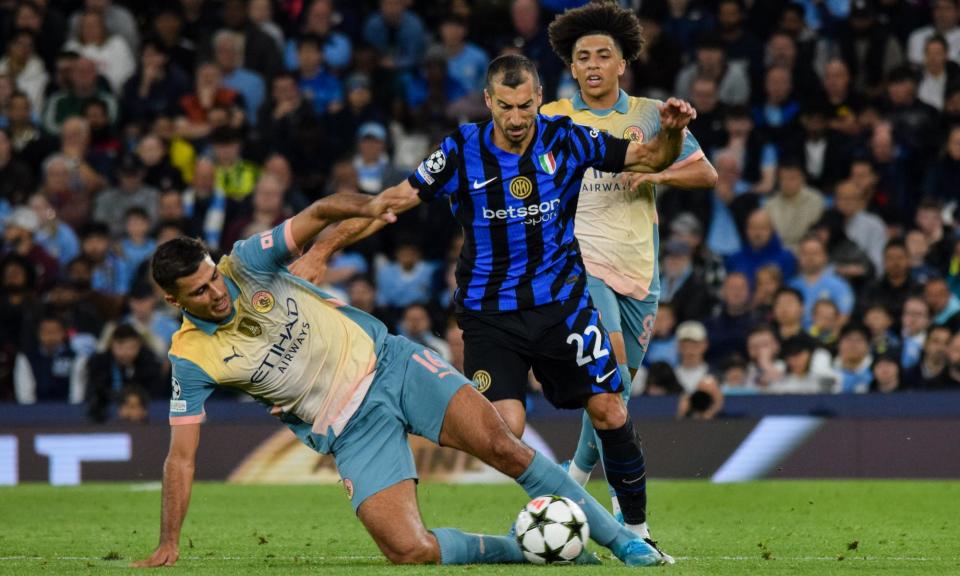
top-left (568, 461), bottom-right (592, 486)
top-left (625, 521), bottom-right (650, 540)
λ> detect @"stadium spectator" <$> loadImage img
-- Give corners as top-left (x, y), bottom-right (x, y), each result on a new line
top-left (362, 0), bottom-right (427, 75)
top-left (704, 272), bottom-right (755, 367)
top-left (7, 90), bottom-right (57, 173)
top-left (674, 34), bottom-right (750, 106)
top-left (150, 8), bottom-right (197, 74)
top-left (863, 304), bottom-right (901, 358)
top-left (753, 66), bottom-right (800, 148)
top-left (917, 35), bottom-right (960, 111)
top-left (99, 281), bottom-right (178, 363)
top-left (176, 62), bottom-right (244, 142)
top-left (0, 252), bottom-right (41, 348)
top-left (346, 275), bottom-right (395, 327)
top-left (632, 5), bottom-right (683, 100)
top-left (714, 0), bottom-right (763, 76)
top-left (906, 0), bottom-right (960, 65)
top-left (505, 0), bottom-right (564, 101)
top-left (331, 73), bottom-right (384, 153)
top-left (295, 34), bottom-right (342, 116)
top-left (78, 222), bottom-right (128, 296)
top-left (137, 133), bottom-right (184, 193)
top-left (716, 106), bottom-right (776, 195)
top-left (832, 324), bottom-right (874, 394)
top-left (120, 38), bottom-right (191, 126)
top-left (86, 323), bottom-right (164, 422)
top-left (117, 207), bottom-right (156, 276)
top-left (57, 115), bottom-right (108, 191)
top-left (644, 302), bottom-right (678, 368)
top-left (901, 296), bottom-right (932, 370)
top-left (248, 0), bottom-right (284, 51)
top-left (375, 238), bottom-right (435, 311)
top-left (726, 209), bottom-right (796, 284)
top-left (859, 239), bottom-right (919, 324)
top-left (93, 154), bottom-right (159, 237)
top-left (44, 278), bottom-right (101, 358)
top-left (2, 206), bottom-right (58, 290)
top-left (811, 209), bottom-right (875, 290)
top-left (925, 125), bottom-right (960, 201)
top-left (65, 10), bottom-right (136, 94)
top-left (13, 314), bottom-right (84, 404)
top-left (751, 264), bottom-right (782, 321)
top-left (879, 67), bottom-right (939, 162)
top-left (718, 354), bottom-right (753, 395)
top-left (771, 287), bottom-right (808, 343)
top-left (213, 30), bottom-right (265, 125)
top-left (218, 0), bottom-right (283, 82)
top-left (904, 324), bottom-right (953, 388)
top-left (904, 229), bottom-right (939, 284)
top-left (439, 14), bottom-right (488, 101)
top-left (931, 332), bottom-right (960, 388)
top-left (660, 238), bottom-right (713, 323)
top-left (399, 303), bottom-right (451, 361)
top-left (221, 173), bottom-right (288, 251)
top-left (833, 179), bottom-right (888, 274)
top-left (68, 0), bottom-right (139, 55)
top-left (785, 105), bottom-right (852, 192)
top-left (925, 277), bottom-right (960, 331)
top-left (790, 235), bottom-right (855, 327)
top-left (669, 212), bottom-right (725, 299)
top-left (11, 0), bottom-right (66, 73)
top-left (284, 0), bottom-right (352, 72)
top-left (764, 161), bottom-right (825, 250)
top-left (870, 353), bottom-right (903, 393)
top-left (677, 374), bottom-right (724, 419)
top-left (820, 58), bottom-right (863, 137)
top-left (28, 194), bottom-right (78, 268)
top-left (674, 320), bottom-right (710, 394)
top-left (262, 153), bottom-right (309, 212)
top-left (43, 57), bottom-right (118, 135)
top-left (768, 335), bottom-right (835, 394)
top-left (0, 124), bottom-right (34, 206)
top-left (117, 384), bottom-right (149, 423)
top-left (181, 157), bottom-right (227, 251)
top-left (256, 72), bottom-right (323, 173)
top-left (914, 198), bottom-right (955, 271)
top-left (0, 28), bottom-right (49, 116)
top-left (837, 1), bottom-right (905, 97)
top-left (209, 127), bottom-right (259, 201)
top-left (685, 76), bottom-right (726, 155)
top-left (809, 299), bottom-right (841, 353)
top-left (352, 122), bottom-right (405, 195)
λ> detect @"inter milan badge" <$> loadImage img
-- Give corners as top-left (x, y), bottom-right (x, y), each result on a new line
top-left (472, 370), bottom-right (492, 393)
top-left (238, 317), bottom-right (263, 337)
top-left (623, 125), bottom-right (644, 143)
top-left (343, 478), bottom-right (355, 500)
top-left (252, 290), bottom-right (275, 314)
top-left (509, 176), bottom-right (533, 199)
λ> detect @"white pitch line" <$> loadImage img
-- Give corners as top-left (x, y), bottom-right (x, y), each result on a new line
top-left (0, 555), bottom-right (384, 562)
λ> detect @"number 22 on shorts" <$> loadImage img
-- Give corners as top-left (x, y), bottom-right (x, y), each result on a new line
top-left (566, 325), bottom-right (610, 367)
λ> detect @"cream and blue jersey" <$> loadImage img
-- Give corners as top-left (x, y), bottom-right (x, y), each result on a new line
top-left (168, 220), bottom-right (387, 453)
top-left (540, 90), bottom-right (704, 301)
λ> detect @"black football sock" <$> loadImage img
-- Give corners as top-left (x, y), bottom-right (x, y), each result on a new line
top-left (595, 417), bottom-right (647, 526)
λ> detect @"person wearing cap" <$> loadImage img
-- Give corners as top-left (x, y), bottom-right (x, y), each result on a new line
top-left (661, 237), bottom-right (714, 323)
top-left (2, 205), bottom-right (59, 290)
top-left (92, 152), bottom-right (159, 237)
top-left (674, 320), bottom-right (711, 394)
top-left (353, 121), bottom-right (405, 195)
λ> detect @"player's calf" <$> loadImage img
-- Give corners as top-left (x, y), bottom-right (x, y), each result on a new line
top-left (586, 393), bottom-right (648, 527)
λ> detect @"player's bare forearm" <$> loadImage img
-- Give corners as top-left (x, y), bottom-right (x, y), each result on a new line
top-left (289, 191), bottom-right (403, 249)
top-left (624, 128), bottom-right (684, 173)
top-left (632, 157), bottom-right (718, 189)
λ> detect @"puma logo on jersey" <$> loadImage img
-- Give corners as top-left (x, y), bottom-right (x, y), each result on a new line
top-left (223, 346), bottom-right (245, 364)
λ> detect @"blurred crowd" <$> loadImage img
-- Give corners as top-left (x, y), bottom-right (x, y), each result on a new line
top-left (1, 0), bottom-right (959, 423)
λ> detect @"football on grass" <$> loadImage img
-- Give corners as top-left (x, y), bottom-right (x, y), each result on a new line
top-left (514, 495), bottom-right (590, 564)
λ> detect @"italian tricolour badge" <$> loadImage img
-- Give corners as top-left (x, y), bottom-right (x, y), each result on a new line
top-left (537, 151), bottom-right (556, 175)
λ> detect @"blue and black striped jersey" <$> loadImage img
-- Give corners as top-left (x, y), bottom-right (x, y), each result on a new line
top-left (408, 114), bottom-right (630, 312)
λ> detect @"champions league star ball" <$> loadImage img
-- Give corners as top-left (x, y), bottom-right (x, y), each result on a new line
top-left (514, 495), bottom-right (590, 564)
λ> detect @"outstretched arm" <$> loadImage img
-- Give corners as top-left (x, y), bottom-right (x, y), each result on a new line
top-left (627, 156), bottom-right (718, 190)
top-left (287, 191), bottom-right (406, 251)
top-left (622, 98), bottom-right (697, 173)
top-left (288, 182), bottom-right (423, 284)
top-left (132, 423), bottom-right (201, 568)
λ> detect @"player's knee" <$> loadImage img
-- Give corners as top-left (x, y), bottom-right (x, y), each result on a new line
top-left (383, 535), bottom-right (438, 565)
top-left (586, 393), bottom-right (627, 430)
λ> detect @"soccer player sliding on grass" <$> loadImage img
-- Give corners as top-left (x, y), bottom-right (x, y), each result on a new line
top-left (542, 1), bottom-right (718, 558)
top-left (133, 190), bottom-right (678, 567)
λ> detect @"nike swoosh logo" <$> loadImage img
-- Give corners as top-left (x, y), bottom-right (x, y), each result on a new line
top-left (596, 368), bottom-right (616, 383)
top-left (473, 177), bottom-right (498, 189)
top-left (623, 473), bottom-right (646, 485)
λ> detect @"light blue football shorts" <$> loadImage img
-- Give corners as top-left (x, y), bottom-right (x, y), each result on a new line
top-left (330, 334), bottom-right (472, 512)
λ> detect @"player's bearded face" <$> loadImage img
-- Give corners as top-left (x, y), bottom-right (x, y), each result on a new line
top-left (485, 75), bottom-right (541, 146)
top-left (570, 34), bottom-right (625, 99)
top-left (168, 256), bottom-right (234, 322)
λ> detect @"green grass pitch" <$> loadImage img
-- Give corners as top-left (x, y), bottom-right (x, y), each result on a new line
top-left (1, 480), bottom-right (958, 574)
